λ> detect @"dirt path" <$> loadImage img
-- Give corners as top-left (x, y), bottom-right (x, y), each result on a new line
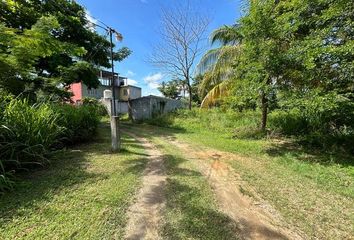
top-left (163, 136), bottom-right (305, 240)
top-left (124, 132), bottom-right (166, 240)
top-left (124, 129), bottom-right (304, 240)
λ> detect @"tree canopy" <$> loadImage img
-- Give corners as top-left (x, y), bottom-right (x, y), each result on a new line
top-left (0, 0), bottom-right (131, 100)
top-left (197, 0), bottom-right (354, 131)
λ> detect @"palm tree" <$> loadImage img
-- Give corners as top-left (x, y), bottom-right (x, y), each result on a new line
top-left (196, 25), bottom-right (242, 108)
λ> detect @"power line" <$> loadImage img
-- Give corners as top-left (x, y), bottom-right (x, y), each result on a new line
top-left (47, 0), bottom-right (122, 151)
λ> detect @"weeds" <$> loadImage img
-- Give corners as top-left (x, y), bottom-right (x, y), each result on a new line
top-left (0, 97), bottom-right (101, 193)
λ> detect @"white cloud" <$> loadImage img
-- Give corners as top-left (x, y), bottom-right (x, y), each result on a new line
top-left (127, 78), bottom-right (138, 86)
top-left (143, 73), bottom-right (164, 89)
top-left (126, 70), bottom-right (136, 77)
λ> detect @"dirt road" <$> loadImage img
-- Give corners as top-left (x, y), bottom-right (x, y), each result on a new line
top-left (124, 131), bottom-right (305, 240)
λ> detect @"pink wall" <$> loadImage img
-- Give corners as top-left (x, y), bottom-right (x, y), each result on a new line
top-left (69, 82), bottom-right (82, 103)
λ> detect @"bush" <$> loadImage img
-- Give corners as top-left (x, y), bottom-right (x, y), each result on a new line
top-left (0, 98), bottom-right (63, 192)
top-left (54, 104), bottom-right (101, 144)
top-left (269, 91), bottom-right (354, 152)
top-left (0, 96), bottom-right (101, 193)
top-left (82, 97), bottom-right (108, 116)
top-left (269, 109), bottom-right (308, 135)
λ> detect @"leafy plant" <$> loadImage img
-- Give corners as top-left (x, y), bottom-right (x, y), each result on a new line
top-left (0, 95), bottom-right (101, 193)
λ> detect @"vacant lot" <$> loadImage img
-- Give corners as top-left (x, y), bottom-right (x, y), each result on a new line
top-left (125, 120), bottom-right (353, 240)
top-left (1, 119), bottom-right (353, 239)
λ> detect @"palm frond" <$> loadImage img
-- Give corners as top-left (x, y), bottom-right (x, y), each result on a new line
top-left (200, 80), bottom-right (232, 108)
top-left (210, 24), bottom-right (242, 45)
top-left (198, 45), bottom-right (241, 97)
top-left (195, 48), bottom-right (222, 76)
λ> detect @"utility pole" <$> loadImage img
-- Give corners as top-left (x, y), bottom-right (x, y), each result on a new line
top-left (108, 27), bottom-right (123, 152)
top-left (79, 15), bottom-right (123, 152)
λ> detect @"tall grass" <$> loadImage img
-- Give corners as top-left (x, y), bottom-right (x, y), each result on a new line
top-left (0, 96), bottom-right (101, 193)
top-left (54, 104), bottom-right (100, 144)
top-left (146, 108), bottom-right (262, 138)
top-left (145, 107), bottom-right (354, 152)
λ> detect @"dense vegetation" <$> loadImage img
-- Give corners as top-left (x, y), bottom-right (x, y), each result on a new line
top-left (0, 124), bottom-right (147, 239)
top-left (0, 0), bottom-right (130, 100)
top-left (188, 0), bottom-right (354, 151)
top-left (0, 94), bottom-right (101, 192)
top-left (0, 1), bottom-right (128, 193)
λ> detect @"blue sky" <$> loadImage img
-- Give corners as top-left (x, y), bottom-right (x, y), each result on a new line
top-left (78, 0), bottom-right (243, 96)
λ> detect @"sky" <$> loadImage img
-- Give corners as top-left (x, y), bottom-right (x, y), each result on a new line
top-left (78, 0), bottom-right (243, 96)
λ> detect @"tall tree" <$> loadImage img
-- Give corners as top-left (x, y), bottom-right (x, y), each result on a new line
top-left (0, 0), bottom-right (131, 100)
top-left (149, 2), bottom-right (210, 109)
top-left (199, 0), bottom-right (353, 131)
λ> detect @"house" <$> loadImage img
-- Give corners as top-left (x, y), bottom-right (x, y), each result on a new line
top-left (69, 70), bottom-right (141, 104)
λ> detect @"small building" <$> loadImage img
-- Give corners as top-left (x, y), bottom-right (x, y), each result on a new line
top-left (69, 70), bottom-right (141, 104)
top-left (119, 85), bottom-right (142, 102)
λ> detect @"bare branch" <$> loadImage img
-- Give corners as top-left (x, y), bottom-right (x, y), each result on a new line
top-left (148, 2), bottom-right (210, 109)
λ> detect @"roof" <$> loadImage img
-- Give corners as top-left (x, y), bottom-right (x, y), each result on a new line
top-left (98, 70), bottom-right (127, 80)
top-left (131, 95), bottom-right (180, 101)
top-left (120, 85), bottom-right (142, 90)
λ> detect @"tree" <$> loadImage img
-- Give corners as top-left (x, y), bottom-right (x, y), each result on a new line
top-left (0, 0), bottom-right (131, 100)
top-left (197, 1), bottom-right (286, 130)
top-left (198, 0), bottom-right (354, 132)
top-left (0, 16), bottom-right (85, 97)
top-left (149, 2), bottom-right (210, 109)
top-left (158, 80), bottom-right (180, 99)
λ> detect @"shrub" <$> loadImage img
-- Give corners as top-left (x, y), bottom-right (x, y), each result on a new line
top-left (0, 99), bottom-right (63, 166)
top-left (269, 109), bottom-right (308, 135)
top-left (0, 96), bottom-right (101, 193)
top-left (82, 97), bottom-right (108, 116)
top-left (0, 98), bottom-right (63, 192)
top-left (54, 104), bottom-right (100, 144)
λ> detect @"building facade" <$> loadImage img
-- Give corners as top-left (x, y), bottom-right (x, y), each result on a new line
top-left (69, 70), bottom-right (141, 103)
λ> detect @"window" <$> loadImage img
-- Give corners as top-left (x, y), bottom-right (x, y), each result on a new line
top-left (123, 89), bottom-right (128, 96)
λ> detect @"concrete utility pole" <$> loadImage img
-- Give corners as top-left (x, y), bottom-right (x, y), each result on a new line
top-left (109, 27), bottom-right (120, 152)
top-left (80, 13), bottom-right (123, 152)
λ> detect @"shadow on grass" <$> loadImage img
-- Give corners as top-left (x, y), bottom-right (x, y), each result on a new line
top-left (121, 122), bottom-right (188, 139)
top-left (0, 122), bottom-right (146, 224)
top-left (159, 152), bottom-right (239, 239)
top-left (125, 122), bottom-right (354, 169)
top-left (163, 179), bottom-right (240, 240)
top-left (265, 140), bottom-right (354, 167)
top-left (162, 152), bottom-right (240, 240)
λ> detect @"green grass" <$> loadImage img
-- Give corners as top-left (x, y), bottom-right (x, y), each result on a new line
top-left (0, 121), bottom-right (147, 239)
top-left (126, 129), bottom-right (239, 239)
top-left (124, 109), bottom-right (354, 240)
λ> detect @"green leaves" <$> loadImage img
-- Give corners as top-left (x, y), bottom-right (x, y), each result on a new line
top-left (158, 79), bottom-right (182, 99)
top-left (197, 0), bottom-right (353, 135)
top-left (1, 0), bottom-right (131, 100)
top-left (59, 61), bottom-right (99, 88)
top-left (113, 47), bottom-right (132, 62)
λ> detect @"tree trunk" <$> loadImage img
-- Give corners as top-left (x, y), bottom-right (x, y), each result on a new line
top-left (187, 83), bottom-right (192, 110)
top-left (261, 91), bottom-right (268, 131)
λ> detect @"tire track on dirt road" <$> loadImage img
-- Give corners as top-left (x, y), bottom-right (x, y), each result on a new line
top-left (163, 135), bottom-right (305, 240)
top-left (123, 132), bottom-right (166, 240)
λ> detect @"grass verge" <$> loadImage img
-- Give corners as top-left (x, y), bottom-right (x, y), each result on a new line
top-left (0, 121), bottom-right (147, 239)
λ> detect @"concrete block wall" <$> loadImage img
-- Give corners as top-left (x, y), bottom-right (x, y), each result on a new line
top-left (130, 96), bottom-right (185, 121)
top-left (101, 99), bottom-right (129, 116)
top-left (102, 95), bottom-right (185, 120)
